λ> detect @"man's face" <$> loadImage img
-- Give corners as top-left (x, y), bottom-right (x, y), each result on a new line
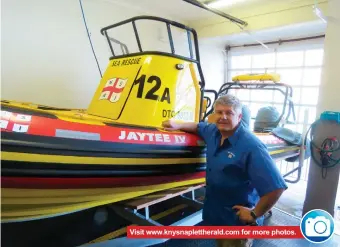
top-left (214, 104), bottom-right (242, 132)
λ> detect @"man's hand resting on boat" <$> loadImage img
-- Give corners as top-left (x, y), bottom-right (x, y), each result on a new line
top-left (162, 119), bottom-right (198, 133)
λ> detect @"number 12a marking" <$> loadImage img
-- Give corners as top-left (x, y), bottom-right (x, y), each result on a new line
top-left (134, 74), bottom-right (171, 104)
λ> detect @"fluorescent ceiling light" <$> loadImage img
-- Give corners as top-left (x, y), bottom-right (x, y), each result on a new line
top-left (207, 0), bottom-right (247, 9)
top-left (313, 5), bottom-right (327, 23)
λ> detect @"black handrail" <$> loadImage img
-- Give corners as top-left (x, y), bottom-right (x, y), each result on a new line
top-left (203, 82), bottom-right (296, 127)
top-left (100, 15), bottom-right (206, 120)
top-left (108, 37), bottom-right (129, 54)
top-left (202, 89), bottom-right (218, 120)
top-left (100, 16), bottom-right (200, 64)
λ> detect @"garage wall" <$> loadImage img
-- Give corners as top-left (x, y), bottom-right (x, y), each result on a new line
top-left (1, 0), bottom-right (225, 110)
top-left (316, 0), bottom-right (340, 115)
top-left (198, 43), bottom-right (225, 91)
top-left (2, 0), bottom-right (141, 108)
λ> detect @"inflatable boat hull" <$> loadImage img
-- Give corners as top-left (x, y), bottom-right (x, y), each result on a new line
top-left (1, 103), bottom-right (299, 222)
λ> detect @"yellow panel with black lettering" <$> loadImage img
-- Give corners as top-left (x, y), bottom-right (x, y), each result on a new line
top-left (87, 54), bottom-right (200, 128)
top-left (118, 54), bottom-right (200, 128)
top-left (87, 56), bottom-right (145, 120)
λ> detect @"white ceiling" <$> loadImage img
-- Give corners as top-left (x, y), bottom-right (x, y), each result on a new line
top-left (104, 0), bottom-right (268, 22)
top-left (104, 0), bottom-right (327, 46)
top-left (104, 0), bottom-right (216, 22)
top-left (199, 19), bottom-right (327, 46)
top-left (104, 0), bottom-right (326, 27)
top-left (107, 0), bottom-right (305, 22)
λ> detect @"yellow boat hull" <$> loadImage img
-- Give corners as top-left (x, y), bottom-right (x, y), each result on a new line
top-left (1, 178), bottom-right (205, 223)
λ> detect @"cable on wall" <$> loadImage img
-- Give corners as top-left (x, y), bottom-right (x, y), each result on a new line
top-left (79, 0), bottom-right (103, 78)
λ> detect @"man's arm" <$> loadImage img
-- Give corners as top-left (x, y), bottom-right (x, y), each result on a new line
top-left (233, 145), bottom-right (288, 224)
top-left (162, 120), bottom-right (215, 143)
top-left (162, 119), bottom-right (198, 133)
top-left (253, 188), bottom-right (285, 218)
top-left (233, 188), bottom-right (285, 224)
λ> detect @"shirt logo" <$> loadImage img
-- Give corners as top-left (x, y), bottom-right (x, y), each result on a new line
top-left (227, 151), bottom-right (235, 159)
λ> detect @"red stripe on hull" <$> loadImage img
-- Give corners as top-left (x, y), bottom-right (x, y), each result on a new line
top-left (1, 172), bottom-right (206, 189)
top-left (1, 110), bottom-right (285, 146)
top-left (1, 110), bottom-right (202, 146)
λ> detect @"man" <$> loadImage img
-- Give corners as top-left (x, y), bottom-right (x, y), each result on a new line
top-left (162, 94), bottom-right (288, 247)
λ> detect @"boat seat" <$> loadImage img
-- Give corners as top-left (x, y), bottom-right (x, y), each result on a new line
top-left (254, 106), bottom-right (281, 132)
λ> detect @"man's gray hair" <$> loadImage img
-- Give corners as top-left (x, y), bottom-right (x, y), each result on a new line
top-left (213, 94), bottom-right (243, 113)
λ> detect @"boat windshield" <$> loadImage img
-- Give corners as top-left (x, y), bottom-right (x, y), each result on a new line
top-left (100, 16), bottom-right (201, 64)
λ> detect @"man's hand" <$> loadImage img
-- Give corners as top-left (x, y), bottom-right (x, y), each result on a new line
top-left (232, 205), bottom-right (256, 224)
top-left (161, 120), bottom-right (198, 133)
top-left (162, 119), bottom-right (180, 131)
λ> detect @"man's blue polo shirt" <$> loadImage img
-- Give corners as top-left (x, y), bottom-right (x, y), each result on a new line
top-left (197, 121), bottom-right (288, 226)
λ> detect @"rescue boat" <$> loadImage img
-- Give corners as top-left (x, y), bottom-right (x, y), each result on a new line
top-left (203, 71), bottom-right (302, 160)
top-left (1, 16), bottom-right (301, 223)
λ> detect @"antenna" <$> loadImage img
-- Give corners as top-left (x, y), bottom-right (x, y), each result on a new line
top-left (79, 0), bottom-right (103, 78)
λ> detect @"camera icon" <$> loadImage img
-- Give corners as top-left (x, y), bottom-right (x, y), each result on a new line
top-left (305, 216), bottom-right (331, 237)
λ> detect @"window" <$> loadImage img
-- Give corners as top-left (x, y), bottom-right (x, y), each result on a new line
top-left (226, 41), bottom-right (324, 181)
